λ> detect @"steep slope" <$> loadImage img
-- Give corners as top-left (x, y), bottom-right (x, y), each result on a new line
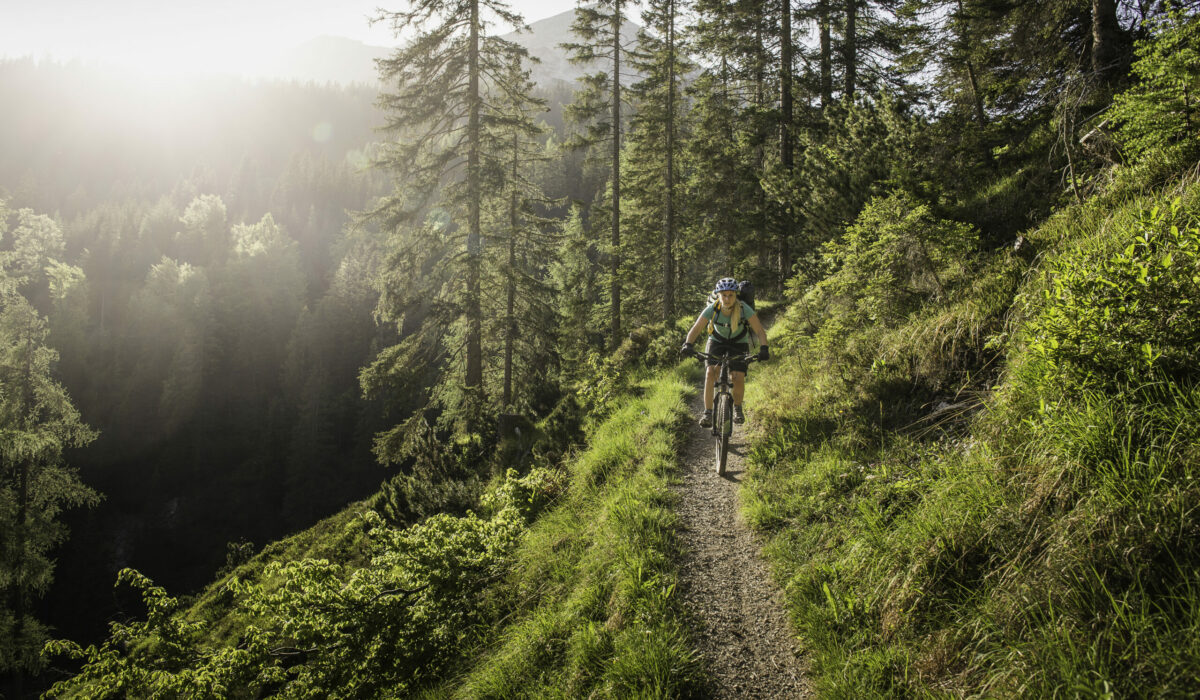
top-left (740, 169), bottom-right (1200, 696)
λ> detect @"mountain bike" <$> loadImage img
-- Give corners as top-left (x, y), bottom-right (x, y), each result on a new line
top-left (691, 350), bottom-right (758, 476)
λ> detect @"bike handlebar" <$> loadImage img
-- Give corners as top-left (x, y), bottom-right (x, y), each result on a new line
top-left (690, 350), bottom-right (759, 364)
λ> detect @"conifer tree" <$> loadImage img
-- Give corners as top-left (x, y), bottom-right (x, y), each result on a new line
top-left (831, 0), bottom-right (907, 102)
top-left (563, 0), bottom-right (633, 343)
top-left (366, 0), bottom-right (536, 437)
top-left (626, 0), bottom-right (691, 322)
top-left (482, 55), bottom-right (556, 410)
top-left (548, 205), bottom-right (603, 374)
top-left (687, 0), bottom-right (783, 284)
top-left (0, 203), bottom-right (99, 690)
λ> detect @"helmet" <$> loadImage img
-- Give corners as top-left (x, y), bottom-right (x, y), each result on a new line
top-left (713, 277), bottom-right (738, 293)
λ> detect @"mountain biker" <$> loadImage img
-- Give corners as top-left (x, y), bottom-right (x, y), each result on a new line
top-left (680, 277), bottom-right (769, 427)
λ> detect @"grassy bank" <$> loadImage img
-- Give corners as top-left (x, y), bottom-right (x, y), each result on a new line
top-left (433, 363), bottom-right (701, 698)
top-left (44, 354), bottom-right (704, 697)
top-left (742, 176), bottom-right (1200, 696)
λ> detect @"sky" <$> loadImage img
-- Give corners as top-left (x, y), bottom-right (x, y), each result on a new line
top-left (0, 0), bottom-right (572, 77)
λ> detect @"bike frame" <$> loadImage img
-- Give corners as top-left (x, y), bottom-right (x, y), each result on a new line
top-left (692, 350), bottom-right (757, 475)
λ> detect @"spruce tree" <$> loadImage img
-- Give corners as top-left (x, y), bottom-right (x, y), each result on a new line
top-left (563, 0), bottom-right (633, 344)
top-left (482, 55), bottom-right (556, 411)
top-left (626, 0), bottom-right (692, 323)
top-left (0, 203), bottom-right (99, 690)
top-left (366, 0), bottom-right (537, 437)
top-left (687, 0), bottom-right (783, 285)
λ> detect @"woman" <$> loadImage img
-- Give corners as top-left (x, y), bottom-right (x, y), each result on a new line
top-left (680, 277), bottom-right (769, 427)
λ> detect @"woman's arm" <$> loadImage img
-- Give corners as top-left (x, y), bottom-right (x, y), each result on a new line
top-left (684, 314), bottom-right (709, 344)
top-left (749, 313), bottom-right (768, 347)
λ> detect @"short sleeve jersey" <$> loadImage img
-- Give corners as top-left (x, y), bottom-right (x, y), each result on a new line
top-left (701, 301), bottom-right (756, 340)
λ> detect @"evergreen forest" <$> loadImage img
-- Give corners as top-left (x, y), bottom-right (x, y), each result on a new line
top-left (3, 0), bottom-right (1200, 696)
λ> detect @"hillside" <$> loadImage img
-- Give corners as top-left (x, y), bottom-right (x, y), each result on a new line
top-left (740, 165), bottom-right (1200, 695)
top-left (262, 9), bottom-right (639, 88)
top-left (40, 150), bottom-right (1200, 695)
top-left (9, 2), bottom-right (1200, 698)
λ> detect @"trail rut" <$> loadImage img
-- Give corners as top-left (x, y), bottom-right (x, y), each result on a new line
top-left (673, 388), bottom-right (810, 698)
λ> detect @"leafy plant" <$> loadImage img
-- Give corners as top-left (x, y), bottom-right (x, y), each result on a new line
top-left (793, 191), bottom-right (978, 333)
top-left (1108, 9), bottom-right (1200, 163)
top-left (1021, 196), bottom-right (1200, 393)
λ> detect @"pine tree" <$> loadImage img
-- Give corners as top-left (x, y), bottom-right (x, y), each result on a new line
top-left (367, 0), bottom-right (537, 436)
top-left (626, 0), bottom-right (692, 323)
top-left (0, 203), bottom-right (99, 690)
top-left (563, 0), bottom-right (633, 344)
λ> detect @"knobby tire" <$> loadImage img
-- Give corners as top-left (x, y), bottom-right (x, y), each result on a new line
top-left (716, 393), bottom-right (732, 475)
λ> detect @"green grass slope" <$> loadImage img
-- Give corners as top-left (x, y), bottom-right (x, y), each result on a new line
top-left (742, 171), bottom-right (1200, 697)
top-left (44, 329), bottom-right (707, 697)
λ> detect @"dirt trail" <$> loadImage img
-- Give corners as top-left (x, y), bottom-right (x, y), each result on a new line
top-left (673, 388), bottom-right (810, 698)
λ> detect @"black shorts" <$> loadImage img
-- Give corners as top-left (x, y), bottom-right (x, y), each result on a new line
top-left (705, 337), bottom-right (751, 373)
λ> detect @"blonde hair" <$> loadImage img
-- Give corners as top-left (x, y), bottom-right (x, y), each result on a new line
top-left (719, 294), bottom-right (741, 335)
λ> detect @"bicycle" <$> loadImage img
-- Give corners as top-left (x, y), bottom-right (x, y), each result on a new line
top-left (690, 350), bottom-right (758, 476)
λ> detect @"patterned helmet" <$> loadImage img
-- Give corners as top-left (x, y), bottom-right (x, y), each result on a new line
top-left (713, 277), bottom-right (739, 293)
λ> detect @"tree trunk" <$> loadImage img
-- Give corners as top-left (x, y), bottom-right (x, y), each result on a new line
top-left (1091, 0), bottom-right (1121, 79)
top-left (611, 0), bottom-right (623, 343)
top-left (504, 132), bottom-right (518, 407)
top-left (780, 0), bottom-right (794, 285)
top-left (664, 0), bottom-right (677, 322)
top-left (466, 0), bottom-right (483, 389)
top-left (754, 17), bottom-right (768, 260)
top-left (957, 0), bottom-right (988, 126)
top-left (844, 0), bottom-right (857, 100)
top-left (819, 0), bottom-right (832, 106)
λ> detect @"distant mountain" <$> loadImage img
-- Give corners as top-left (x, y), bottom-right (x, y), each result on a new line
top-left (503, 10), bottom-right (643, 90)
top-left (265, 35), bottom-right (388, 86)
top-left (264, 9), bottom-right (641, 89)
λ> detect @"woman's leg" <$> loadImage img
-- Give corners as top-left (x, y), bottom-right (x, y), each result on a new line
top-left (733, 371), bottom-right (746, 405)
top-left (704, 365), bottom-right (720, 409)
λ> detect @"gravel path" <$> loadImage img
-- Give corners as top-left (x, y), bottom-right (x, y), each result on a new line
top-left (673, 388), bottom-right (810, 698)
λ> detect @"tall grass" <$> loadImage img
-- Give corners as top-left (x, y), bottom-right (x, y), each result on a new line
top-left (436, 364), bottom-right (702, 698)
top-left (741, 176), bottom-right (1200, 696)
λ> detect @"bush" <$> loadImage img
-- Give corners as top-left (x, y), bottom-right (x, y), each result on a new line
top-left (1108, 9), bottom-right (1200, 164)
top-left (790, 191), bottom-right (978, 334)
top-left (1021, 196), bottom-right (1200, 393)
top-left (481, 467), bottom-right (568, 523)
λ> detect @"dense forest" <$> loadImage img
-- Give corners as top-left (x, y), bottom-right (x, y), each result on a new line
top-left (2, 0), bottom-right (1199, 696)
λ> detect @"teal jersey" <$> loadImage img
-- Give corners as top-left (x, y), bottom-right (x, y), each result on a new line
top-left (702, 301), bottom-right (756, 340)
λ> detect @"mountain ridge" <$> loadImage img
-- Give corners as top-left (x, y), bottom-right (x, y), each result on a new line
top-left (265, 9), bottom-right (641, 88)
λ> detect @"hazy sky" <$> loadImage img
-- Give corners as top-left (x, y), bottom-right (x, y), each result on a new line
top-left (1, 0), bottom-right (573, 76)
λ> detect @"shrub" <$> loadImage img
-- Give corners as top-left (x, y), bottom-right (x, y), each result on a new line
top-left (1020, 196), bottom-right (1200, 393)
top-left (1108, 9), bottom-right (1200, 164)
top-left (791, 191), bottom-right (978, 334)
top-left (481, 467), bottom-right (568, 522)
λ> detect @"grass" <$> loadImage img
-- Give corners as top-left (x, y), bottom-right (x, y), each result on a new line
top-left (740, 173), bottom-right (1200, 697)
top-left (429, 363), bottom-right (703, 698)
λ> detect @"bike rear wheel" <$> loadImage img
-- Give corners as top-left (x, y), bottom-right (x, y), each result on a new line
top-left (715, 393), bottom-right (732, 475)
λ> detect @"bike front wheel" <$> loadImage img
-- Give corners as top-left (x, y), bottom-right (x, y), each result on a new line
top-left (715, 393), bottom-right (733, 475)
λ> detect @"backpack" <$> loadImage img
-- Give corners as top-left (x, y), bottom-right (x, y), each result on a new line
top-left (737, 280), bottom-right (755, 310)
